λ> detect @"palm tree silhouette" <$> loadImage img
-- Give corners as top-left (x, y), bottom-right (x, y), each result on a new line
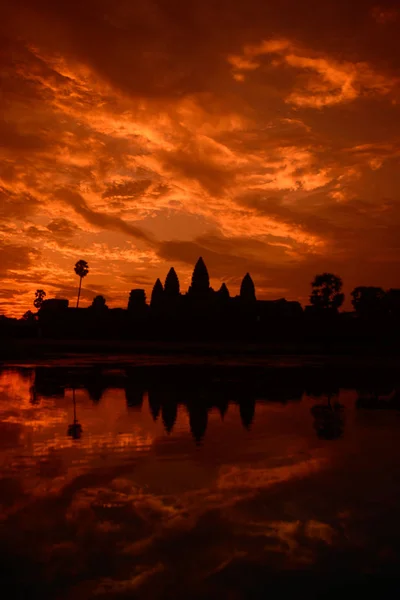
top-left (33, 289), bottom-right (46, 310)
top-left (74, 260), bottom-right (89, 308)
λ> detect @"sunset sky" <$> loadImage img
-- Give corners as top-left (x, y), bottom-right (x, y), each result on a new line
top-left (1, 0), bottom-right (400, 316)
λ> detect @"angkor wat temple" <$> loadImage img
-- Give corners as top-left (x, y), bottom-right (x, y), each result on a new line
top-left (37, 257), bottom-right (303, 339)
top-left (23, 256), bottom-right (399, 347)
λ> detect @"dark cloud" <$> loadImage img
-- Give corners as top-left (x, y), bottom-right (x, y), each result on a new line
top-left (46, 218), bottom-right (79, 238)
top-left (0, 186), bottom-right (40, 220)
top-left (0, 119), bottom-right (48, 152)
top-left (0, 241), bottom-right (38, 276)
top-left (158, 143), bottom-right (235, 196)
top-left (158, 235), bottom-right (294, 282)
top-left (4, 0), bottom-right (400, 100)
top-left (102, 179), bottom-right (152, 199)
top-left (55, 188), bottom-right (154, 244)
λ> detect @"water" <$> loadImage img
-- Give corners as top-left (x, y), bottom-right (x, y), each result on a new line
top-left (1, 361), bottom-right (400, 598)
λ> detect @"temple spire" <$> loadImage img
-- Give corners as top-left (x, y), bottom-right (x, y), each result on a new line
top-left (164, 267), bottom-right (180, 296)
top-left (240, 273), bottom-right (256, 302)
top-left (189, 257), bottom-right (210, 295)
top-left (150, 278), bottom-right (164, 308)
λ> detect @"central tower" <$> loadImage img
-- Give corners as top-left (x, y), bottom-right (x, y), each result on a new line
top-left (188, 257), bottom-right (210, 295)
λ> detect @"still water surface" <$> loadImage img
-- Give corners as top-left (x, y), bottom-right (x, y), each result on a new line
top-left (1, 362), bottom-right (400, 598)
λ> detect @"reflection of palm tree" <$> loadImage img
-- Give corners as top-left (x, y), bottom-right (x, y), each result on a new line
top-left (310, 393), bottom-right (344, 440)
top-left (68, 388), bottom-right (83, 439)
top-left (74, 260), bottom-right (89, 308)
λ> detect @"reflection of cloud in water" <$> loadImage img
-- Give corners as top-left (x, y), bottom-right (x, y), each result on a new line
top-left (217, 458), bottom-right (324, 491)
top-left (2, 366), bottom-right (400, 597)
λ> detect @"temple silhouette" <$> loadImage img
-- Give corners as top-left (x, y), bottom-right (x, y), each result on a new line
top-left (34, 257), bottom-right (303, 340)
top-left (27, 364), bottom-right (400, 444)
top-left (2, 256), bottom-right (400, 348)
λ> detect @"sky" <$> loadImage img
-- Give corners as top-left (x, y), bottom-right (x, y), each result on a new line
top-left (1, 0), bottom-right (400, 316)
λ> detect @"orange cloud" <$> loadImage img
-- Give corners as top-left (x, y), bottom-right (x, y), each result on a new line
top-left (1, 1), bottom-right (400, 316)
top-left (228, 38), bottom-right (397, 107)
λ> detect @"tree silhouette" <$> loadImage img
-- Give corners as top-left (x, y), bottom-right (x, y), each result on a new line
top-left (164, 268), bottom-right (180, 296)
top-left (310, 394), bottom-right (344, 440)
top-left (22, 310), bottom-right (35, 322)
top-left (240, 273), bottom-right (256, 302)
top-left (189, 257), bottom-right (210, 295)
top-left (74, 260), bottom-right (89, 308)
top-left (90, 295), bottom-right (108, 313)
top-left (151, 278), bottom-right (164, 308)
top-left (310, 273), bottom-right (344, 312)
top-left (351, 286), bottom-right (386, 317)
top-left (33, 289), bottom-right (46, 310)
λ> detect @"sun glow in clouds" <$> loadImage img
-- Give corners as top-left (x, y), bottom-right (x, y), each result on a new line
top-left (1, 1), bottom-right (400, 316)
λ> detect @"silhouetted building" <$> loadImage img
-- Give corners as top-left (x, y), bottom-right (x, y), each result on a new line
top-left (128, 289), bottom-right (147, 313)
top-left (150, 278), bottom-right (164, 309)
top-left (25, 254), bottom-right (400, 348)
top-left (164, 268), bottom-right (180, 297)
top-left (217, 283), bottom-right (230, 301)
top-left (387, 289), bottom-right (400, 317)
top-left (40, 298), bottom-right (69, 313)
top-left (240, 273), bottom-right (256, 303)
top-left (188, 257), bottom-right (210, 296)
top-left (90, 295), bottom-right (108, 315)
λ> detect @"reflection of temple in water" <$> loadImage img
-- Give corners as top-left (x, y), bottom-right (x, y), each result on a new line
top-left (238, 397), bottom-right (256, 430)
top-left (86, 368), bottom-right (107, 403)
top-left (188, 402), bottom-right (208, 444)
top-left (148, 388), bottom-right (161, 421)
top-left (162, 401), bottom-right (178, 434)
top-left (125, 383), bottom-right (145, 410)
top-left (28, 365), bottom-right (400, 444)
